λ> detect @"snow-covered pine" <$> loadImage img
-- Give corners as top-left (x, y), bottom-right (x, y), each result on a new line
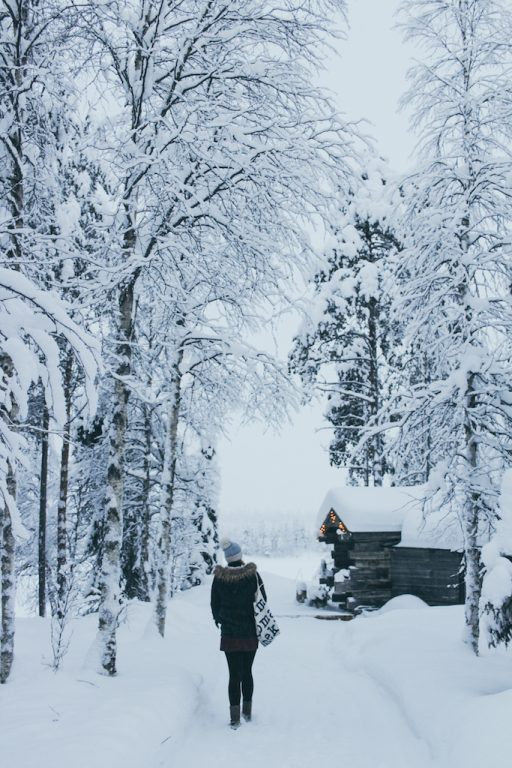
top-left (171, 408), bottom-right (221, 583)
top-left (383, 341), bottom-right (440, 485)
top-left (163, 444), bottom-right (220, 592)
top-left (74, 407), bottom-right (111, 613)
top-left (290, 163), bottom-right (400, 485)
top-left (390, 0), bottom-right (512, 652)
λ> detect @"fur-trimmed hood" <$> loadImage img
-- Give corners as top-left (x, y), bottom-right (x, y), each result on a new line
top-left (213, 562), bottom-right (257, 582)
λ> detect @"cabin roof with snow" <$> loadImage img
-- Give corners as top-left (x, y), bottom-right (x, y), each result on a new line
top-left (316, 486), bottom-right (425, 534)
top-left (317, 485), bottom-right (465, 551)
top-left (398, 502), bottom-right (464, 551)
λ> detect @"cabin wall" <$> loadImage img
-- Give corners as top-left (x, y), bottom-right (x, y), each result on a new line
top-left (332, 532), bottom-right (401, 610)
top-left (391, 547), bottom-right (465, 605)
top-left (332, 538), bottom-right (351, 570)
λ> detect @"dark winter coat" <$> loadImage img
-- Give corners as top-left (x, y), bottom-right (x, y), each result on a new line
top-left (210, 562), bottom-right (266, 638)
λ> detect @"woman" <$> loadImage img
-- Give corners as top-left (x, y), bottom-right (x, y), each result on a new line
top-left (211, 538), bottom-right (266, 728)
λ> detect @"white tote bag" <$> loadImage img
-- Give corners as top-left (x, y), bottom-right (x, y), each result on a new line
top-left (254, 574), bottom-right (280, 647)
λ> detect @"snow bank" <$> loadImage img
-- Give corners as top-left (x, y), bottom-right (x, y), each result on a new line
top-left (345, 605), bottom-right (512, 768)
top-left (0, 601), bottom-right (207, 768)
top-left (376, 594), bottom-right (429, 613)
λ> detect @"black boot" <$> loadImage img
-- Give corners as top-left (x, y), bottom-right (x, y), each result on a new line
top-left (242, 700), bottom-right (252, 722)
top-left (230, 705), bottom-right (241, 729)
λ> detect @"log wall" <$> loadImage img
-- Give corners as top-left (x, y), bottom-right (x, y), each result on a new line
top-left (391, 547), bottom-right (465, 605)
top-left (331, 531), bottom-right (401, 610)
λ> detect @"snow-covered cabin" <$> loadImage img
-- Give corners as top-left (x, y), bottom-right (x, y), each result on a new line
top-left (316, 486), bottom-right (464, 610)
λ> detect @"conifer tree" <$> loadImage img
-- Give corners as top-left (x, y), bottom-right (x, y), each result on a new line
top-left (290, 165), bottom-right (400, 485)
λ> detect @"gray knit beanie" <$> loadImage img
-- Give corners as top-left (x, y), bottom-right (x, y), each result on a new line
top-left (220, 537), bottom-right (242, 564)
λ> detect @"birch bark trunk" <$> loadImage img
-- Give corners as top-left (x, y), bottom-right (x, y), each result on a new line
top-left (463, 377), bottom-right (482, 653)
top-left (0, 492), bottom-right (15, 683)
top-left (97, 275), bottom-right (136, 674)
top-left (56, 352), bottom-right (73, 619)
top-left (0, 0), bottom-right (27, 681)
top-left (95, 3), bottom-right (147, 672)
top-left (1, 456), bottom-right (17, 684)
top-left (139, 402), bottom-right (152, 601)
top-left (38, 405), bottom-right (49, 617)
top-left (459, 14), bottom-right (482, 651)
top-left (367, 293), bottom-right (383, 486)
top-left (155, 349), bottom-right (184, 637)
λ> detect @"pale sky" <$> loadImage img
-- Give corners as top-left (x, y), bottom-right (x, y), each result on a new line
top-left (217, 0), bottom-right (415, 525)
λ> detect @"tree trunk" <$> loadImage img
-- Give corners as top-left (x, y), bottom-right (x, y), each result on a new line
top-left (1, 453), bottom-right (17, 684)
top-left (0, 500), bottom-right (15, 684)
top-left (57, 353), bottom-right (73, 619)
top-left (423, 352), bottom-right (433, 483)
top-left (38, 405), bottom-right (49, 618)
top-left (155, 351), bottom-right (184, 637)
top-left (464, 497), bottom-right (481, 653)
top-left (97, 276), bottom-right (136, 675)
top-left (463, 373), bottom-right (481, 653)
top-left (368, 295), bottom-right (383, 486)
top-left (1, 3), bottom-right (27, 679)
top-left (96, 16), bottom-right (146, 658)
top-left (139, 402), bottom-right (152, 601)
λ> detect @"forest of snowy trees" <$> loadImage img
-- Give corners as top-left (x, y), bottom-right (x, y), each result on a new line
top-left (0, 0), bottom-right (357, 682)
top-left (2, 0), bottom-right (512, 687)
top-left (291, 0), bottom-right (512, 654)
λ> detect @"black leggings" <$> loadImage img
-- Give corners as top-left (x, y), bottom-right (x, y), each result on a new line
top-left (224, 651), bottom-right (257, 706)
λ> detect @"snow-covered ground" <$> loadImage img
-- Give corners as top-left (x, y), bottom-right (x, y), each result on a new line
top-left (3, 554), bottom-right (512, 768)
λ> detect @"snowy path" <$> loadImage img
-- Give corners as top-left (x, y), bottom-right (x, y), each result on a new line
top-left (155, 570), bottom-right (433, 768)
top-left (5, 559), bottom-right (512, 768)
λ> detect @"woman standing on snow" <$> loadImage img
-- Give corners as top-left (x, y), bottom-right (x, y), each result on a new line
top-left (211, 538), bottom-right (266, 729)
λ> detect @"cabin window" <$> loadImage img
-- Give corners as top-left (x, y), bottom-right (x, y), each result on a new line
top-left (328, 509), bottom-right (347, 533)
top-left (319, 509), bottom-right (348, 539)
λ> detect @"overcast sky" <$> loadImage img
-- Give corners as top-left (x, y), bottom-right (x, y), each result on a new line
top-left (217, 0), bottom-right (415, 527)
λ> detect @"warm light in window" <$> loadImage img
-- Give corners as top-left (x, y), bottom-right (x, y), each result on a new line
top-left (320, 510), bottom-right (348, 537)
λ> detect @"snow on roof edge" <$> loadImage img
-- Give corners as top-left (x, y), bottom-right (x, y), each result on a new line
top-left (316, 485), bottom-right (425, 534)
top-left (315, 485), bottom-right (465, 549)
